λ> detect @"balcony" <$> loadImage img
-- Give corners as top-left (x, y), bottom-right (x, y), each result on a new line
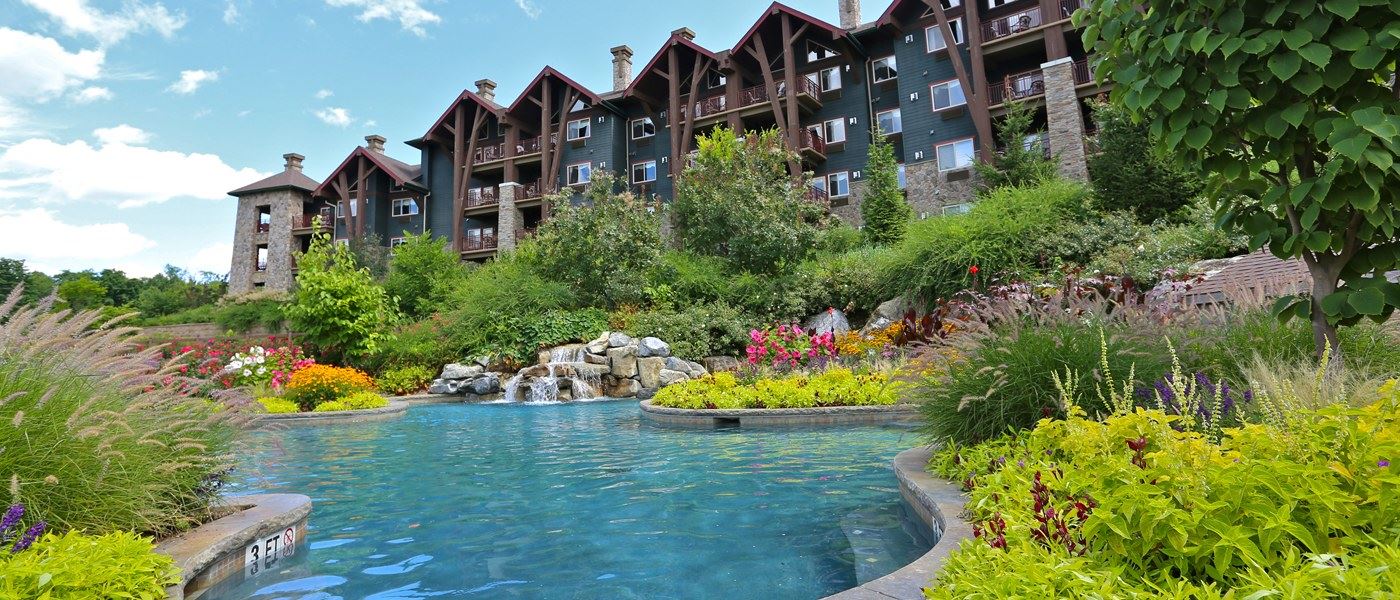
top-left (292, 211), bottom-right (334, 232)
top-left (465, 186), bottom-right (499, 210)
top-left (997, 133), bottom-right (1052, 159)
top-left (472, 134), bottom-right (558, 165)
top-left (988, 67), bottom-right (1046, 106)
top-left (799, 128), bottom-right (826, 160)
top-left (804, 185), bottom-right (829, 205)
top-left (1072, 58), bottom-right (1093, 86)
top-left (983, 0), bottom-right (1085, 44)
top-left (519, 180), bottom-right (543, 201)
top-left (460, 229), bottom-right (498, 253)
top-left (515, 227), bottom-right (537, 241)
top-left (685, 77), bottom-right (822, 124)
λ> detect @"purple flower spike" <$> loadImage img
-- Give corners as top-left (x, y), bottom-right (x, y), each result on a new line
top-left (0, 504), bottom-right (23, 544)
top-left (11, 521), bottom-right (43, 553)
top-left (1381, 459), bottom-right (1391, 468)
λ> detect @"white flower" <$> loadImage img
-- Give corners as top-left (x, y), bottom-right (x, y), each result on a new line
top-left (255, 356), bottom-right (266, 364)
top-left (243, 369), bottom-right (252, 377)
top-left (228, 360), bottom-right (244, 370)
top-left (256, 366), bottom-right (266, 375)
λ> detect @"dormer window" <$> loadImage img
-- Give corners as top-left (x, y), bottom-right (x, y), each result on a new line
top-left (806, 40), bottom-right (840, 63)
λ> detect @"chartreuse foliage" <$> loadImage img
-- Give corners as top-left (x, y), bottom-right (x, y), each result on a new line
top-left (0, 530), bottom-right (180, 600)
top-left (650, 368), bottom-right (902, 410)
top-left (282, 364), bottom-right (376, 411)
top-left (924, 386), bottom-right (1400, 598)
top-left (312, 391), bottom-right (389, 413)
top-left (1078, 0), bottom-right (1400, 354)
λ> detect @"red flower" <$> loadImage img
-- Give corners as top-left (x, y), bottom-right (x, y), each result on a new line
top-left (969, 265), bottom-right (980, 275)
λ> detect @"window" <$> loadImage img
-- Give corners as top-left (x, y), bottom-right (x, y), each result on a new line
top-left (566, 118), bottom-right (591, 141)
top-left (566, 162), bottom-right (592, 185)
top-left (943, 202), bottom-right (973, 215)
top-left (931, 79), bottom-right (967, 110)
top-left (631, 160), bottom-right (657, 184)
top-left (809, 175), bottom-right (827, 195)
top-left (334, 238), bottom-right (349, 247)
top-left (920, 0), bottom-right (962, 14)
top-left (988, 0), bottom-right (1013, 7)
top-left (876, 109), bottom-right (902, 135)
top-left (820, 118), bottom-right (847, 144)
top-left (631, 117), bottom-right (655, 139)
top-left (897, 163), bottom-right (908, 189)
top-left (925, 19), bottom-right (965, 52)
top-left (498, 122), bottom-right (508, 137)
top-left (478, 125), bottom-right (490, 140)
top-left (255, 246), bottom-right (268, 271)
top-left (706, 70), bottom-right (727, 89)
top-left (827, 172), bottom-right (850, 198)
top-left (391, 198), bottom-right (419, 217)
top-left (816, 67), bottom-right (841, 92)
top-left (337, 200), bottom-right (358, 218)
top-left (806, 40), bottom-right (839, 62)
top-left (936, 138), bottom-right (976, 171)
top-left (390, 237), bottom-right (407, 248)
top-left (873, 56), bottom-right (898, 83)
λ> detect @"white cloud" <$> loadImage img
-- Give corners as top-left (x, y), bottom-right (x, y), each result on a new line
top-left (72, 86), bottom-right (113, 103)
top-left (92, 124), bottom-right (149, 145)
top-left (237, 109), bottom-right (252, 117)
top-left (315, 107), bottom-right (354, 127)
top-left (188, 242), bottom-right (234, 274)
top-left (167, 69), bottom-right (219, 94)
top-left (514, 0), bottom-right (542, 19)
top-left (223, 1), bottom-right (241, 25)
top-left (0, 129), bottom-right (267, 208)
top-left (0, 207), bottom-right (156, 265)
top-left (324, 0), bottom-right (442, 36)
top-left (0, 28), bottom-right (105, 102)
top-left (20, 0), bottom-right (186, 46)
top-left (315, 88), bottom-right (334, 99)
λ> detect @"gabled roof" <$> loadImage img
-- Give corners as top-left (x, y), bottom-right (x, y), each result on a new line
top-left (731, 2), bottom-right (849, 56)
top-left (228, 168), bottom-right (319, 197)
top-left (417, 89), bottom-right (502, 144)
top-left (506, 66), bottom-right (607, 116)
top-left (312, 146), bottom-right (426, 199)
top-left (626, 34), bottom-right (721, 101)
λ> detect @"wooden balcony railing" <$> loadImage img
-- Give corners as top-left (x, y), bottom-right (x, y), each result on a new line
top-left (694, 94), bottom-right (728, 119)
top-left (295, 212), bottom-right (334, 229)
top-left (460, 230), bottom-right (498, 252)
top-left (997, 133), bottom-right (1052, 159)
top-left (520, 180), bottom-right (543, 200)
top-left (983, 7), bottom-right (1042, 42)
top-left (1059, 0), bottom-right (1084, 19)
top-left (1072, 58), bottom-right (1093, 86)
top-left (476, 143), bottom-right (506, 163)
top-left (471, 134), bottom-right (558, 165)
top-left (466, 186), bottom-right (499, 209)
top-left (805, 185), bottom-right (829, 204)
top-left (799, 127), bottom-right (826, 156)
top-left (515, 227), bottom-right (537, 241)
top-left (988, 67), bottom-right (1046, 106)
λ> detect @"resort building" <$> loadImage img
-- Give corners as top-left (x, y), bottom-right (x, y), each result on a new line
top-left (229, 0), bottom-right (1105, 295)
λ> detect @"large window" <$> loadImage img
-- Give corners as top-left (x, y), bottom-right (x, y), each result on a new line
top-left (876, 109), bottom-right (902, 135)
top-left (931, 79), bottom-right (967, 110)
top-left (631, 117), bottom-right (655, 139)
top-left (818, 118), bottom-right (847, 144)
top-left (631, 160), bottom-right (657, 184)
top-left (988, 0), bottom-right (1013, 7)
top-left (936, 138), bottom-right (976, 171)
top-left (817, 67), bottom-right (841, 92)
top-left (827, 172), bottom-right (851, 198)
top-left (925, 19), bottom-right (965, 52)
top-left (566, 162), bottom-right (592, 185)
top-left (390, 198), bottom-right (419, 217)
top-left (566, 118), bottom-right (591, 141)
top-left (872, 56), bottom-right (898, 83)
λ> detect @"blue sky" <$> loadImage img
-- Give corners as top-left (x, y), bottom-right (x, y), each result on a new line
top-left (0, 0), bottom-right (839, 277)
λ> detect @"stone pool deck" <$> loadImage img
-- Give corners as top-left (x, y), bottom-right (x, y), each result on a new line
top-left (251, 400), bottom-right (408, 425)
top-left (638, 400), bottom-right (920, 427)
top-left (825, 446), bottom-right (972, 599)
top-left (155, 494), bottom-right (311, 600)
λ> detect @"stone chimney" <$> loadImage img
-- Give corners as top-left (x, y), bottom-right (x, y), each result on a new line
top-left (672, 27), bottom-right (696, 41)
top-left (365, 135), bottom-right (386, 154)
top-left (610, 45), bottom-right (634, 92)
top-left (283, 152), bottom-right (305, 172)
top-left (474, 78), bottom-right (497, 103)
top-left (838, 0), bottom-right (861, 29)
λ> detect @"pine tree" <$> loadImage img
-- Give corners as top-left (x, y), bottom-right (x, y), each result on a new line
top-left (974, 100), bottom-right (1056, 192)
top-left (860, 128), bottom-right (912, 246)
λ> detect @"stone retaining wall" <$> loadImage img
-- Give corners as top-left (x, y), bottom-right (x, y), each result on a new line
top-left (824, 447), bottom-right (972, 599)
top-left (155, 494), bottom-right (311, 600)
top-left (638, 400), bottom-right (920, 427)
top-left (251, 401), bottom-right (407, 426)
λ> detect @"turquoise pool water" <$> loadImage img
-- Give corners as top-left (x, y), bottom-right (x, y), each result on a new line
top-left (205, 401), bottom-right (932, 599)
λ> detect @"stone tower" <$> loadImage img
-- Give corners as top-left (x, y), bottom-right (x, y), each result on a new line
top-left (227, 153), bottom-right (320, 295)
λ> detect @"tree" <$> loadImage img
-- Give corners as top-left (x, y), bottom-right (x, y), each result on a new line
top-left (385, 231), bottom-right (468, 318)
top-left (56, 275), bottom-right (107, 311)
top-left (286, 230), bottom-right (397, 363)
top-left (1081, 0), bottom-right (1400, 356)
top-left (531, 171), bottom-right (663, 308)
top-left (1087, 100), bottom-right (1202, 223)
top-left (95, 269), bottom-right (141, 306)
top-left (860, 129), bottom-right (913, 246)
top-left (0, 258), bottom-right (24, 300)
top-left (974, 100), bottom-right (1056, 192)
top-left (20, 272), bottom-right (53, 305)
top-left (348, 233), bottom-right (391, 282)
top-left (673, 127), bottom-right (826, 273)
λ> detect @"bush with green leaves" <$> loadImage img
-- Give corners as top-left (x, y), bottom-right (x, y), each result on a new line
top-left (798, 246), bottom-right (893, 317)
top-left (56, 275), bottom-right (106, 311)
top-left (376, 365), bottom-right (436, 395)
top-left (1086, 100), bottom-right (1202, 223)
top-left (313, 391), bottom-right (389, 412)
top-left (0, 530), bottom-right (181, 600)
top-left (286, 231), bottom-right (397, 364)
top-left (0, 293), bottom-right (244, 535)
top-left (257, 397), bottom-right (299, 414)
top-left (440, 248), bottom-right (579, 362)
top-left (620, 301), bottom-right (751, 359)
top-left (366, 317), bottom-right (457, 375)
top-left (384, 232), bottom-right (468, 318)
top-left (673, 127), bottom-right (826, 273)
top-left (860, 129), bottom-right (912, 246)
top-left (212, 292), bottom-right (287, 332)
top-left (652, 368), bottom-right (903, 409)
top-left (974, 100), bottom-right (1056, 193)
top-left (483, 308), bottom-right (609, 367)
top-left (532, 171), bottom-right (663, 309)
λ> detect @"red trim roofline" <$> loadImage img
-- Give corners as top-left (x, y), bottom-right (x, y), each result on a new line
top-left (311, 146), bottom-right (421, 199)
top-left (505, 66), bottom-right (606, 115)
top-left (730, 1), bottom-right (848, 55)
top-left (420, 90), bottom-right (501, 142)
top-left (624, 35), bottom-right (721, 97)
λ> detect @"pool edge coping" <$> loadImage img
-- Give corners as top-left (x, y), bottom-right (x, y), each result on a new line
top-left (823, 446), bottom-right (971, 600)
top-left (250, 400), bottom-right (408, 425)
top-left (637, 400), bottom-right (919, 426)
top-left (155, 493), bottom-right (312, 600)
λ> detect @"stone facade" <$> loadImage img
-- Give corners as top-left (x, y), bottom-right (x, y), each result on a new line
top-left (1041, 57), bottom-right (1091, 183)
top-left (903, 161), bottom-right (978, 219)
top-left (229, 187), bottom-right (303, 295)
top-left (497, 182), bottom-right (522, 251)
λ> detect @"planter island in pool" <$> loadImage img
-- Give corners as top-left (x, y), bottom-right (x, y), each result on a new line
top-left (639, 399), bottom-right (920, 427)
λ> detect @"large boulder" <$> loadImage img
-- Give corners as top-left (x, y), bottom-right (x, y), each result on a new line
top-left (637, 357), bottom-right (665, 388)
top-left (585, 333), bottom-right (610, 355)
top-left (637, 337), bottom-right (671, 358)
top-left (574, 363), bottom-right (610, 378)
top-left (608, 332), bottom-right (633, 348)
top-left (468, 355), bottom-right (492, 369)
top-left (466, 373), bottom-right (501, 395)
top-left (607, 346), bottom-right (638, 378)
top-left (806, 308), bottom-right (851, 336)
top-left (637, 387), bottom-right (659, 400)
top-left (583, 352), bottom-right (609, 366)
top-left (440, 363), bottom-right (484, 380)
top-left (658, 369), bottom-right (689, 387)
top-left (862, 297), bottom-right (910, 334)
top-left (685, 360), bottom-right (708, 378)
top-left (605, 377), bottom-right (640, 398)
top-left (703, 356), bottom-right (741, 373)
top-left (428, 379), bottom-right (460, 395)
top-left (664, 356), bottom-right (689, 372)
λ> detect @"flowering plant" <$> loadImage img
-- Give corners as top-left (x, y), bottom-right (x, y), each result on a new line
top-left (283, 364), bottom-right (375, 411)
top-left (746, 322), bottom-right (836, 369)
top-left (224, 344), bottom-right (314, 393)
top-left (140, 335), bottom-right (305, 395)
top-left (1, 504), bottom-right (45, 553)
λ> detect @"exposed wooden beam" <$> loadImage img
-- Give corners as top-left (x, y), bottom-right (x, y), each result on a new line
top-left (451, 104), bottom-right (466, 247)
top-left (678, 56), bottom-right (711, 161)
top-left (667, 47), bottom-right (683, 177)
top-left (780, 13), bottom-right (803, 174)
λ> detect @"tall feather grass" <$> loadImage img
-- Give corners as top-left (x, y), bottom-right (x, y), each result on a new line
top-left (0, 290), bottom-right (251, 536)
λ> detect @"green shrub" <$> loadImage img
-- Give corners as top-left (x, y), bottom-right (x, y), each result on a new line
top-left (860, 129), bottom-right (912, 246)
top-left (879, 179), bottom-right (1089, 305)
top-left (1180, 303), bottom-right (1400, 383)
top-left (815, 223), bottom-right (865, 254)
top-left (0, 300), bottom-right (242, 535)
top-left (925, 390), bottom-right (1400, 597)
top-left (651, 369), bottom-right (902, 409)
top-left (1086, 99), bottom-right (1202, 224)
top-left (377, 365), bottom-right (435, 395)
top-left (532, 171), bottom-right (663, 308)
top-left (647, 251), bottom-right (731, 307)
top-left (312, 391), bottom-right (388, 412)
top-left (366, 318), bottom-right (457, 374)
top-left (798, 246), bottom-right (893, 316)
top-left (621, 301), bottom-right (751, 359)
top-left (213, 293), bottom-right (287, 332)
top-left (257, 397), bottom-right (299, 414)
top-left (974, 100), bottom-right (1057, 193)
top-left (385, 232), bottom-right (468, 318)
top-left (0, 530), bottom-right (180, 600)
top-left (287, 232), bottom-right (396, 363)
top-left (441, 247), bottom-right (576, 361)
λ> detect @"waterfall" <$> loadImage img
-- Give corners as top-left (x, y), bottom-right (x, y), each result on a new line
top-left (500, 345), bottom-right (599, 404)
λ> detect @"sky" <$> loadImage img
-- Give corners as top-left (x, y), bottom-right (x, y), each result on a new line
top-left (0, 0), bottom-right (841, 278)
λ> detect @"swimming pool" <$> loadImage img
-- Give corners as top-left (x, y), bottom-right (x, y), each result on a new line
top-left (204, 401), bottom-right (933, 599)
